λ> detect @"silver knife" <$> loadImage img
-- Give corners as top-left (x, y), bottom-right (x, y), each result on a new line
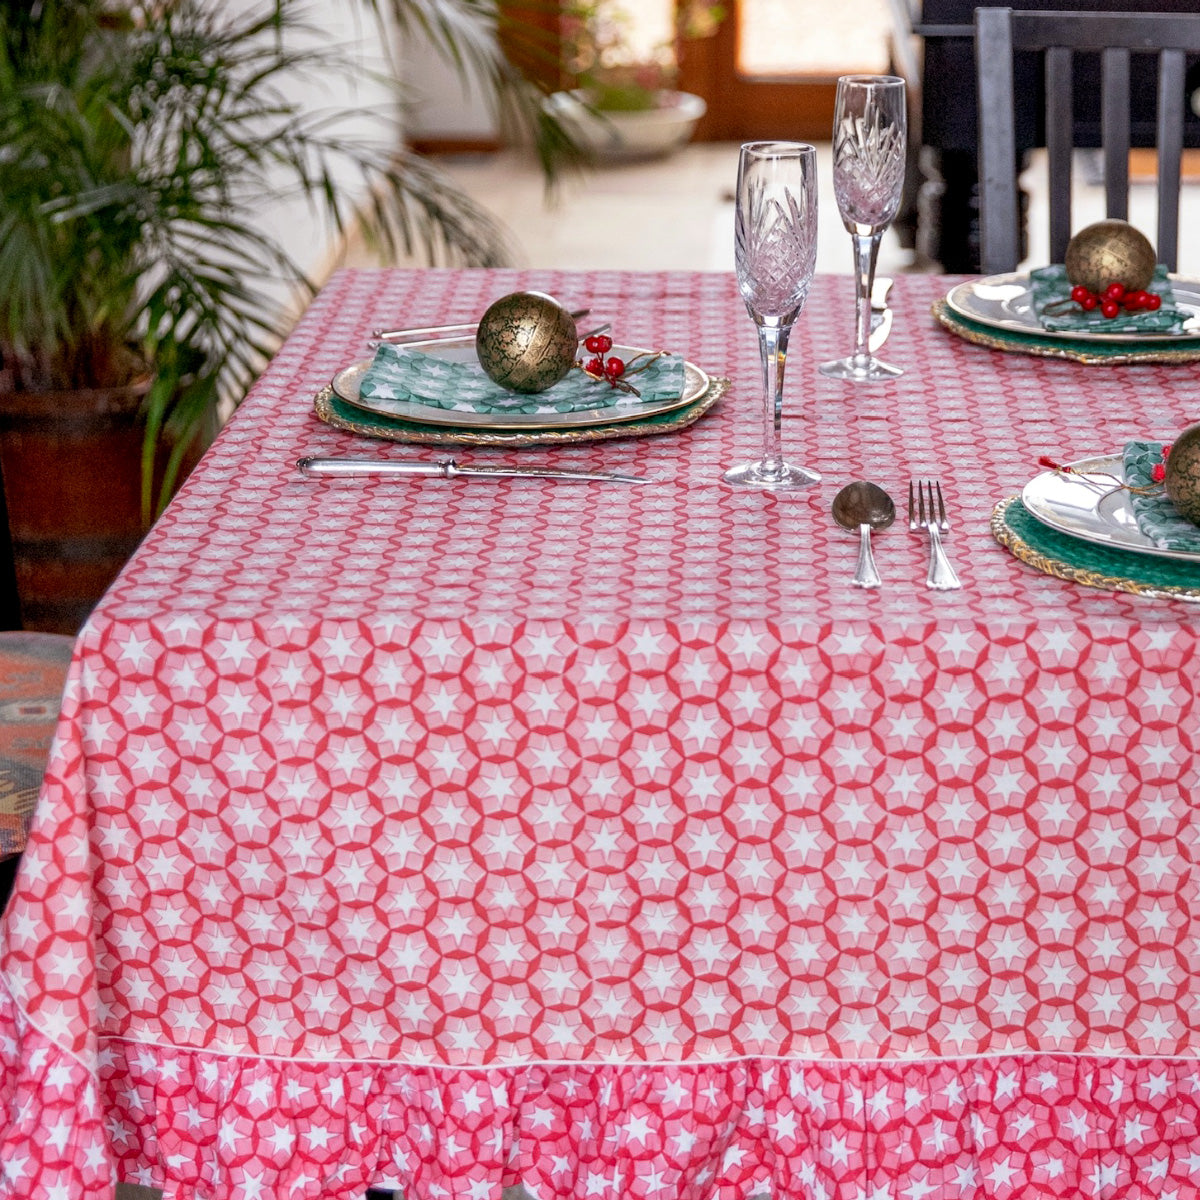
top-left (297, 456), bottom-right (649, 484)
top-left (367, 320), bottom-right (612, 352)
top-left (373, 307), bottom-right (590, 342)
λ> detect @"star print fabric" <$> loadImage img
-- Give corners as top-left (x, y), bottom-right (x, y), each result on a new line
top-left (2, 268), bottom-right (1200, 1199)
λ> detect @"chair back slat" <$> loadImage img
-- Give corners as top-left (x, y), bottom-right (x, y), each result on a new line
top-left (976, 7), bottom-right (1021, 273)
top-left (975, 7), bottom-right (1200, 273)
top-left (1046, 46), bottom-right (1075, 264)
top-left (1157, 47), bottom-right (1186, 269)
top-left (1010, 11), bottom-right (1200, 53)
top-left (1100, 48), bottom-right (1130, 221)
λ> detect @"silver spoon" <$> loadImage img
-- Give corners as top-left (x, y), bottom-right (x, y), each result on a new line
top-left (832, 481), bottom-right (896, 589)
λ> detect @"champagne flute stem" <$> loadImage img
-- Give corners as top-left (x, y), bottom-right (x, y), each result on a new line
top-left (851, 230), bottom-right (884, 365)
top-left (757, 320), bottom-right (792, 477)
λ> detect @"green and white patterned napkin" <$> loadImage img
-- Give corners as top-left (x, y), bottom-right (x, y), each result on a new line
top-left (1123, 439), bottom-right (1200, 552)
top-left (1029, 265), bottom-right (1187, 334)
top-left (359, 342), bottom-right (685, 416)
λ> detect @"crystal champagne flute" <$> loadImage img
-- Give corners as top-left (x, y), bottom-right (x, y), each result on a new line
top-left (724, 141), bottom-right (820, 489)
top-left (819, 75), bottom-right (906, 383)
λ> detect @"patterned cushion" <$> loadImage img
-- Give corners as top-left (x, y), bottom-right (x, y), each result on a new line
top-left (0, 632), bottom-right (73, 860)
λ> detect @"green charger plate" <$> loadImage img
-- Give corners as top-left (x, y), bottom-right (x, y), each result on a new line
top-left (992, 495), bottom-right (1200, 600)
top-left (933, 299), bottom-right (1200, 365)
top-left (313, 378), bottom-right (728, 449)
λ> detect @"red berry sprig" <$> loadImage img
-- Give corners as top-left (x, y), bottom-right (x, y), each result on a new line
top-left (1038, 444), bottom-right (1171, 492)
top-left (1151, 442), bottom-right (1172, 483)
top-left (580, 333), bottom-right (629, 389)
top-left (576, 333), bottom-right (666, 397)
top-left (1068, 281), bottom-right (1162, 318)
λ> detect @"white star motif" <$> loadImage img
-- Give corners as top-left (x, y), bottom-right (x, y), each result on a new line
top-left (678, 655), bottom-right (712, 686)
top-left (580, 712), bottom-right (614, 742)
top-left (687, 768), bottom-right (723, 802)
top-left (781, 768), bottom-right (821, 800)
top-left (420, 628), bottom-right (460, 667)
top-left (630, 628), bottom-right (665, 660)
top-left (889, 656), bottom-right (924, 685)
top-left (116, 633), bottom-right (155, 669)
top-left (636, 742), bottom-right (670, 773)
top-left (213, 630), bottom-right (256, 669)
top-left (631, 684), bottom-right (667, 717)
top-left (580, 657), bottom-right (612, 686)
top-left (429, 741), bottom-right (465, 777)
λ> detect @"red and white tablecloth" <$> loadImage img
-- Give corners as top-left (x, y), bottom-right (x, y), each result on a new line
top-left (2, 269), bottom-right (1199, 1199)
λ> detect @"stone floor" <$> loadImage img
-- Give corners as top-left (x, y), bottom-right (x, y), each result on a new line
top-left (338, 140), bottom-right (920, 280)
top-left (336, 142), bottom-right (1200, 280)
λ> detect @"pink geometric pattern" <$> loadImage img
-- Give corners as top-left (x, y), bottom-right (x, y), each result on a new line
top-left (2, 269), bottom-right (1199, 1199)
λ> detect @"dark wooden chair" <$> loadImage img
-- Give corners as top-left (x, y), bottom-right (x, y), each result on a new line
top-left (975, 7), bottom-right (1200, 272)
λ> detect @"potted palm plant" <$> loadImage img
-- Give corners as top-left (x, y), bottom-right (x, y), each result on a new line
top-left (546, 0), bottom-right (720, 161)
top-left (0, 0), bottom-right (570, 632)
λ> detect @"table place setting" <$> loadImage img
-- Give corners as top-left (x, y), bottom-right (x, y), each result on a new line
top-left (991, 422), bottom-right (1200, 601)
top-left (934, 218), bottom-right (1200, 364)
top-left (315, 288), bottom-right (728, 449)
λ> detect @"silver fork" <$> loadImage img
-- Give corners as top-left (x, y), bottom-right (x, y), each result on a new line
top-left (908, 480), bottom-right (962, 590)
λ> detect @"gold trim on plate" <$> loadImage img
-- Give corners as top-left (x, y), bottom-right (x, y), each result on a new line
top-left (933, 299), bottom-right (1200, 365)
top-left (313, 378), bottom-right (729, 448)
top-left (990, 495), bottom-right (1200, 600)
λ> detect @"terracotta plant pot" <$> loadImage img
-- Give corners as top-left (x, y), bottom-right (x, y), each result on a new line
top-left (0, 380), bottom-right (170, 634)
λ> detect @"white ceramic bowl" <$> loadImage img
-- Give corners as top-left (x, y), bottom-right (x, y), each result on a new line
top-left (544, 90), bottom-right (707, 162)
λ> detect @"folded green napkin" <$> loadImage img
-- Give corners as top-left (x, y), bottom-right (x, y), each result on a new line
top-left (1030, 265), bottom-right (1187, 334)
top-left (359, 342), bottom-right (685, 416)
top-left (1123, 439), bottom-right (1200, 552)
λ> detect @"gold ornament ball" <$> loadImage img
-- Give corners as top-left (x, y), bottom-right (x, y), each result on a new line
top-left (475, 291), bottom-right (579, 394)
top-left (1064, 219), bottom-right (1156, 294)
top-left (1164, 422), bottom-right (1200, 527)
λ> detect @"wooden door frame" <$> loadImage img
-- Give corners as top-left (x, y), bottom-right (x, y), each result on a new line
top-left (678, 1), bottom-right (839, 142)
top-left (489, 1), bottom-right (842, 148)
top-left (498, 1), bottom-right (565, 91)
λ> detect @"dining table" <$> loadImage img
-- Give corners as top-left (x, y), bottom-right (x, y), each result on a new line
top-left (1, 266), bottom-right (1199, 1200)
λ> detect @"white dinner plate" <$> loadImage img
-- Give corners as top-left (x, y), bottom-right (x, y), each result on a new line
top-left (333, 344), bottom-right (709, 431)
top-left (946, 273), bottom-right (1200, 344)
top-left (1022, 453), bottom-right (1200, 563)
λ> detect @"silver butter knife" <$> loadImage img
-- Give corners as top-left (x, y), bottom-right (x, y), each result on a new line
top-left (297, 455), bottom-right (649, 484)
top-left (373, 307), bottom-right (590, 342)
top-left (367, 320), bottom-right (612, 352)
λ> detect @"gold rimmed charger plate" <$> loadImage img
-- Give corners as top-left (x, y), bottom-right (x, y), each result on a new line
top-left (313, 378), bottom-right (728, 448)
top-left (945, 271), bottom-right (1200, 343)
top-left (991, 495), bottom-right (1200, 601)
top-left (332, 346), bottom-right (708, 431)
top-left (932, 299), bottom-right (1200, 365)
top-left (1021, 452), bottom-right (1200, 563)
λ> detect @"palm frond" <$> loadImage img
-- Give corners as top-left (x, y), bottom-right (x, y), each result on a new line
top-left (1, 0), bottom-right (582, 515)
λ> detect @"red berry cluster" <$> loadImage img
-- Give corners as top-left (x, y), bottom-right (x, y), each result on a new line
top-left (582, 334), bottom-right (625, 384)
top-left (1070, 281), bottom-right (1161, 318)
top-left (1151, 443), bottom-right (1172, 483)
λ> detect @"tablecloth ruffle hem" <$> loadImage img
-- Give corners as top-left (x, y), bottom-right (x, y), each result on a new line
top-left (4, 989), bottom-right (1200, 1200)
